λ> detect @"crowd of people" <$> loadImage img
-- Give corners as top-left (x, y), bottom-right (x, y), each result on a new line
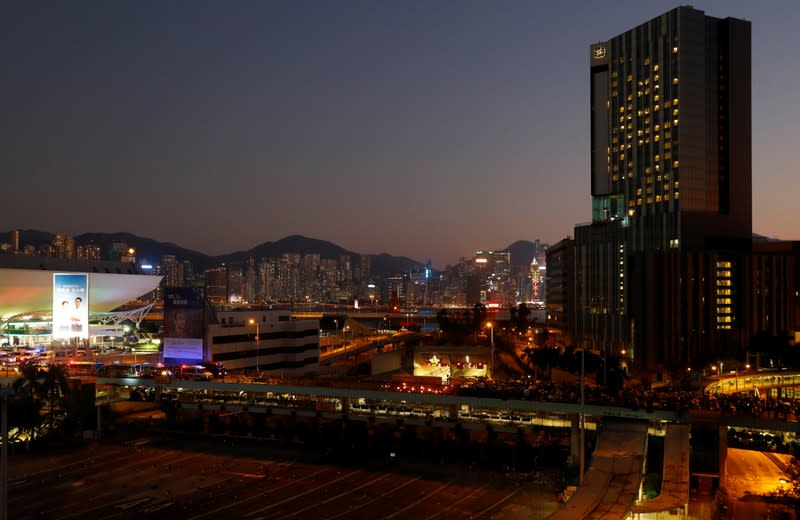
top-left (448, 376), bottom-right (799, 422)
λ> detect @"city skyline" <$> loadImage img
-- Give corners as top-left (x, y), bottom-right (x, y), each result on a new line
top-left (3, 1), bottom-right (799, 269)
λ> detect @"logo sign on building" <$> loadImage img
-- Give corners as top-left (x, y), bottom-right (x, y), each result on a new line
top-left (163, 287), bottom-right (205, 364)
top-left (53, 273), bottom-right (89, 339)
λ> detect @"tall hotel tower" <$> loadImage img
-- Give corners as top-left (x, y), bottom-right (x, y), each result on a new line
top-left (576, 6), bottom-right (751, 373)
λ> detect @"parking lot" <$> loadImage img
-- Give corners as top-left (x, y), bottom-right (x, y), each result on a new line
top-left (7, 435), bottom-right (562, 519)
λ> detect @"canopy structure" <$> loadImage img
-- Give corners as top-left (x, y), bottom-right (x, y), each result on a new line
top-left (0, 254), bottom-right (162, 322)
top-left (93, 304), bottom-right (156, 329)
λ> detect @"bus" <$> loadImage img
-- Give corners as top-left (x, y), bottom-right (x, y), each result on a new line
top-left (103, 363), bottom-right (145, 378)
top-left (66, 360), bottom-right (104, 377)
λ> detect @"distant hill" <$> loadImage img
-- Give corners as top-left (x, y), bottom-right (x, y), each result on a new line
top-left (76, 232), bottom-right (211, 268)
top-left (214, 235), bottom-right (354, 264)
top-left (0, 230), bottom-right (426, 276)
top-left (501, 240), bottom-right (549, 268)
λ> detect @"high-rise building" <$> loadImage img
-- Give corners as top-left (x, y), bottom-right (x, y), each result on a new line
top-left (204, 266), bottom-right (229, 304)
top-left (160, 255), bottom-right (181, 287)
top-left (571, 6), bottom-right (752, 373)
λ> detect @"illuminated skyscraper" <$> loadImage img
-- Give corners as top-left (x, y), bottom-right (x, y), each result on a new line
top-left (573, 6), bottom-right (752, 372)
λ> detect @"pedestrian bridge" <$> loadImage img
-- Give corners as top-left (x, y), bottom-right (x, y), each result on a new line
top-left (705, 370), bottom-right (800, 397)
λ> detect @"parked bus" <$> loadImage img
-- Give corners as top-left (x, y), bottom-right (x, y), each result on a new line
top-left (66, 360), bottom-right (104, 377)
top-left (103, 363), bottom-right (145, 378)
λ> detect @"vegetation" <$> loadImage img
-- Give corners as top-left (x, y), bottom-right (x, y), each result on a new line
top-left (772, 456), bottom-right (800, 505)
top-left (6, 363), bottom-right (88, 448)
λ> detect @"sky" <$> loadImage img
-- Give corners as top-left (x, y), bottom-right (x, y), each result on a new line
top-left (2, 1), bottom-right (799, 269)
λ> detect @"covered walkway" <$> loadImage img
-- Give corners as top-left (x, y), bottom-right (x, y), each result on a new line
top-left (549, 419), bottom-right (648, 520)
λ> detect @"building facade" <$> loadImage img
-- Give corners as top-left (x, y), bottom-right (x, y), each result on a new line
top-left (573, 6), bottom-right (754, 373)
top-left (206, 310), bottom-right (320, 373)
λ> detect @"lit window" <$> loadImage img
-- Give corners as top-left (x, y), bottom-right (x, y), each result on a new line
top-left (673, 160), bottom-right (679, 168)
top-left (673, 46), bottom-right (678, 53)
top-left (672, 77), bottom-right (679, 85)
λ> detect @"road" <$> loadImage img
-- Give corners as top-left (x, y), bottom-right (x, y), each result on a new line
top-left (7, 436), bottom-right (562, 519)
top-left (723, 448), bottom-right (795, 519)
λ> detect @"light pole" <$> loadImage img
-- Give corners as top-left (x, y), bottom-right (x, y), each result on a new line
top-left (487, 323), bottom-right (494, 378)
top-left (334, 319), bottom-right (339, 338)
top-left (248, 318), bottom-right (260, 372)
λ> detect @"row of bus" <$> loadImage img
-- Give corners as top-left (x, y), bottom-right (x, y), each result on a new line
top-left (65, 360), bottom-right (217, 381)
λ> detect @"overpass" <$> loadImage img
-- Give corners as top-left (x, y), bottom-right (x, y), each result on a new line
top-left (319, 331), bottom-right (419, 365)
top-left (5, 373), bottom-right (796, 519)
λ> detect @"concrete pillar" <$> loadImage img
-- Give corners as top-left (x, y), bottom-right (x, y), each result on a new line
top-left (448, 404), bottom-right (459, 421)
top-left (570, 414), bottom-right (581, 464)
top-left (341, 397), bottom-right (350, 414)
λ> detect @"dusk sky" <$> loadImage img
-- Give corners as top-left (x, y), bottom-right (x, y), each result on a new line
top-left (3, 1), bottom-right (799, 269)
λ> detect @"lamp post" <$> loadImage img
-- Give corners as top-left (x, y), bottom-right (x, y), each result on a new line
top-left (123, 325), bottom-right (130, 351)
top-left (334, 319), bottom-right (339, 337)
top-left (487, 323), bottom-right (494, 378)
top-left (248, 318), bottom-right (260, 372)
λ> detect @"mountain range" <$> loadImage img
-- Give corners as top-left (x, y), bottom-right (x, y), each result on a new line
top-left (0, 230), bottom-right (547, 275)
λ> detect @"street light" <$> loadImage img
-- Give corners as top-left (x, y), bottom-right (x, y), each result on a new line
top-left (334, 319), bottom-right (339, 337)
top-left (248, 318), bottom-right (260, 372)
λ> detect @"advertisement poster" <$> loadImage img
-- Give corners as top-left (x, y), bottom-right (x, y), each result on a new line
top-left (53, 273), bottom-right (89, 339)
top-left (163, 287), bottom-right (205, 364)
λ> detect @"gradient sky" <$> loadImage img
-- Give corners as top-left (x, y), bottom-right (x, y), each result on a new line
top-left (2, 1), bottom-right (799, 269)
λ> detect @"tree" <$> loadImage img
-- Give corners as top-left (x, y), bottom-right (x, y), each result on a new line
top-left (514, 303), bottom-right (531, 332)
top-left (9, 363), bottom-right (73, 444)
top-left (471, 303), bottom-right (487, 335)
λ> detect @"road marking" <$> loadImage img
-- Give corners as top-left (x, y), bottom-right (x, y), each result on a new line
top-left (281, 472), bottom-right (392, 518)
top-left (114, 496), bottom-right (152, 510)
top-left (384, 481), bottom-right (453, 519)
top-left (324, 475), bottom-right (423, 520)
top-left (243, 469), bottom-right (362, 518)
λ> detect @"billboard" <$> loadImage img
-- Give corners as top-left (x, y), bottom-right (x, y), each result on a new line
top-left (53, 273), bottom-right (89, 339)
top-left (163, 287), bottom-right (205, 364)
